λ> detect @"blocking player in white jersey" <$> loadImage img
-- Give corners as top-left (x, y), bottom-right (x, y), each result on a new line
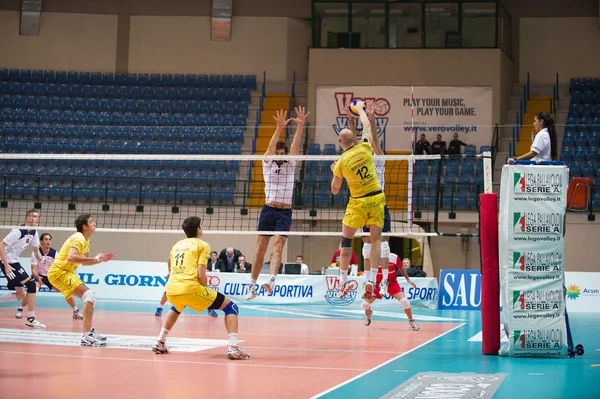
top-left (345, 101), bottom-right (392, 298)
top-left (20, 233), bottom-right (83, 320)
top-left (0, 209), bottom-right (46, 328)
top-left (246, 107), bottom-right (309, 299)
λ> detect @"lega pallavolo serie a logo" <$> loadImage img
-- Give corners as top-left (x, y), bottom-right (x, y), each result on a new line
top-left (513, 172), bottom-right (563, 194)
top-left (514, 329), bottom-right (563, 349)
top-left (513, 212), bottom-right (562, 234)
top-left (512, 251), bottom-right (562, 272)
top-left (512, 289), bottom-right (562, 311)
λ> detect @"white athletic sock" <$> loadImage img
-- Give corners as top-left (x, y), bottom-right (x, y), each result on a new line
top-left (339, 269), bottom-right (348, 284)
top-left (17, 306), bottom-right (24, 310)
top-left (72, 306), bottom-right (78, 311)
top-left (269, 274), bottom-right (276, 282)
top-left (250, 278), bottom-right (257, 285)
top-left (157, 303), bottom-right (163, 308)
top-left (371, 268), bottom-right (378, 281)
top-left (158, 327), bottom-right (169, 342)
top-left (28, 311), bottom-right (35, 318)
top-left (228, 333), bottom-right (238, 346)
top-left (382, 268), bottom-right (389, 280)
top-left (363, 270), bottom-right (371, 282)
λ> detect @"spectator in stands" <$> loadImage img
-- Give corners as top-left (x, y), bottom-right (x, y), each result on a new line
top-left (507, 112), bottom-right (558, 163)
top-left (415, 134), bottom-right (431, 155)
top-left (331, 248), bottom-right (358, 266)
top-left (447, 133), bottom-right (474, 155)
top-left (296, 255), bottom-right (309, 275)
top-left (207, 251), bottom-right (225, 272)
top-left (237, 255), bottom-right (252, 273)
top-left (219, 247), bottom-right (241, 273)
top-left (430, 134), bottom-right (446, 154)
top-left (402, 258), bottom-right (427, 277)
top-left (329, 255), bottom-right (341, 269)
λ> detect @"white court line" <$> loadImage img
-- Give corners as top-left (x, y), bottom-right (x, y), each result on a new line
top-left (0, 350), bottom-right (368, 372)
top-left (528, 373), bottom-right (544, 376)
top-left (243, 345), bottom-right (401, 354)
top-left (309, 322), bottom-right (467, 399)
top-left (0, 322), bottom-right (431, 342)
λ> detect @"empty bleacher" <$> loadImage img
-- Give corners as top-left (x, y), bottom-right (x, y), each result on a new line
top-left (562, 77), bottom-right (600, 210)
top-left (0, 68), bottom-right (256, 204)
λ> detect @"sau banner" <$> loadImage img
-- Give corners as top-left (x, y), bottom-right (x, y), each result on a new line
top-left (438, 269), bottom-right (482, 310)
top-left (315, 86), bottom-right (493, 151)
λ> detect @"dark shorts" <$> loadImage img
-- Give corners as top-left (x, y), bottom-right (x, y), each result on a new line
top-left (0, 262), bottom-right (31, 291)
top-left (363, 205), bottom-right (391, 233)
top-left (40, 275), bottom-right (53, 290)
top-left (257, 205), bottom-right (292, 237)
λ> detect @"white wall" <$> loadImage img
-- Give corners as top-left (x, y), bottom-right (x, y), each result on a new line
top-left (520, 17), bottom-right (600, 84)
top-left (0, 11), bottom-right (117, 72)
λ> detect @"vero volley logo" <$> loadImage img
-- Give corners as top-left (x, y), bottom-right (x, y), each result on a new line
top-left (324, 276), bottom-right (358, 306)
top-left (514, 173), bottom-right (526, 193)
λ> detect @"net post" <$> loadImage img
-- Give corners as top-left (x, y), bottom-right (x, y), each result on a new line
top-left (483, 150), bottom-right (492, 194)
top-left (480, 192), bottom-right (500, 355)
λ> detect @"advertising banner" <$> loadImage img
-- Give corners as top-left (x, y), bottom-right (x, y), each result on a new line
top-left (0, 258), bottom-right (439, 309)
top-left (315, 86), bottom-right (493, 151)
top-left (499, 164), bottom-right (569, 357)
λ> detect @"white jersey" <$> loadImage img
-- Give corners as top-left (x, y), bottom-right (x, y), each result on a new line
top-left (263, 160), bottom-right (297, 205)
top-left (531, 128), bottom-right (552, 162)
top-left (389, 252), bottom-right (398, 265)
top-left (30, 247), bottom-right (56, 276)
top-left (2, 227), bottom-right (39, 264)
top-left (374, 157), bottom-right (385, 191)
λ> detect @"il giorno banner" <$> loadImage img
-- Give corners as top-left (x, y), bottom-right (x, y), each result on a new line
top-left (315, 86), bottom-right (493, 151)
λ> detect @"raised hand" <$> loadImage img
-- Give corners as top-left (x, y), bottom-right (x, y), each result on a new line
top-left (290, 106), bottom-right (310, 125)
top-left (272, 109), bottom-right (291, 129)
top-left (366, 101), bottom-right (377, 119)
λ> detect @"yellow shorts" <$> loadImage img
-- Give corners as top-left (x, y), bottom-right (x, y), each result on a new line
top-left (47, 268), bottom-right (84, 300)
top-left (343, 192), bottom-right (385, 229)
top-left (167, 285), bottom-right (218, 313)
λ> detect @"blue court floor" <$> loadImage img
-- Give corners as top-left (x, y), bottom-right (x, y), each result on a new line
top-left (1, 296), bottom-right (598, 399)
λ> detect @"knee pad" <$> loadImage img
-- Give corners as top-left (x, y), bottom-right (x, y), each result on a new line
top-left (361, 300), bottom-right (371, 311)
top-left (362, 243), bottom-right (372, 260)
top-left (341, 236), bottom-right (353, 248)
top-left (25, 279), bottom-right (37, 294)
top-left (400, 296), bottom-right (411, 310)
top-left (381, 241), bottom-right (390, 260)
top-left (82, 290), bottom-right (97, 307)
top-left (223, 301), bottom-right (239, 316)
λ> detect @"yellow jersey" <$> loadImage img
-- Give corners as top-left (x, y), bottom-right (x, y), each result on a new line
top-left (165, 237), bottom-right (211, 296)
top-left (50, 232), bottom-right (91, 274)
top-left (333, 142), bottom-right (381, 198)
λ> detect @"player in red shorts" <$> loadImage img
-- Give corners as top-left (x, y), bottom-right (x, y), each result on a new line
top-left (361, 253), bottom-right (419, 331)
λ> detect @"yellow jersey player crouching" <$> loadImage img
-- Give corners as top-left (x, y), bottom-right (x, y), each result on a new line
top-left (152, 216), bottom-right (251, 360)
top-left (48, 213), bottom-right (115, 346)
top-left (331, 127), bottom-right (385, 299)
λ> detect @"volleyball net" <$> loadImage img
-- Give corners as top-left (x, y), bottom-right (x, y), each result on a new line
top-left (0, 151), bottom-right (491, 236)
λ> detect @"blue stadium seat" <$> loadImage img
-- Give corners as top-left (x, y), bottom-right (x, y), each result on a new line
top-left (209, 74), bottom-right (220, 89)
top-left (161, 101), bottom-right (173, 114)
top-left (235, 101), bottom-right (248, 115)
top-left (142, 87), bottom-right (154, 99)
top-left (239, 88), bottom-right (251, 101)
top-left (184, 74), bottom-right (197, 87)
top-left (216, 88), bottom-right (227, 101)
top-left (587, 147), bottom-right (599, 161)
top-left (148, 73), bottom-right (160, 87)
top-left (82, 85), bottom-right (95, 98)
top-left (226, 89), bottom-right (239, 102)
top-left (245, 75), bottom-right (257, 90)
top-left (20, 69), bottom-right (32, 82)
top-left (199, 101), bottom-right (210, 114)
top-left (167, 88), bottom-right (178, 100)
top-left (196, 74), bottom-right (208, 88)
top-left (118, 86), bottom-right (131, 99)
top-left (574, 132), bottom-right (587, 146)
top-left (173, 74), bottom-right (184, 87)
top-left (234, 114), bottom-right (246, 127)
top-left (204, 88), bottom-right (215, 101)
top-left (221, 75), bottom-right (233, 89)
top-left (106, 86), bottom-right (118, 99)
top-left (0, 68), bottom-right (8, 81)
top-left (190, 88), bottom-right (202, 101)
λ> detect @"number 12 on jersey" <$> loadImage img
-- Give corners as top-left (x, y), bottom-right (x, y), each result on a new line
top-left (356, 166), bottom-right (370, 180)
